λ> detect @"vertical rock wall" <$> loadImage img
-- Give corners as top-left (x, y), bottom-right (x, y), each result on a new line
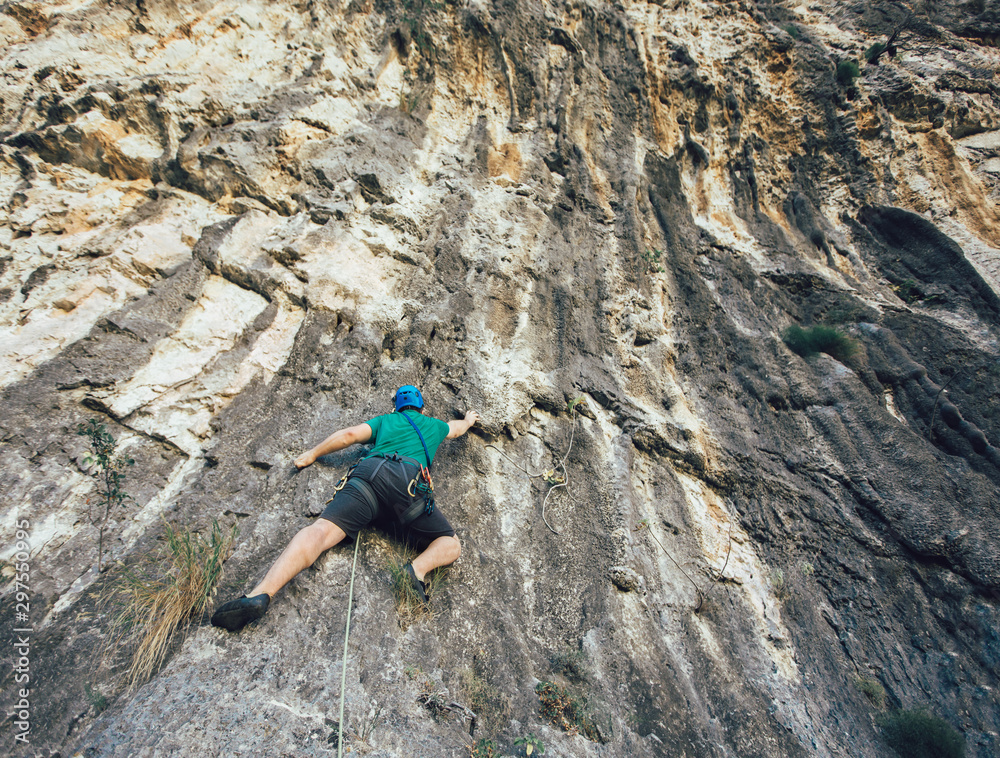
top-left (1, 0), bottom-right (999, 755)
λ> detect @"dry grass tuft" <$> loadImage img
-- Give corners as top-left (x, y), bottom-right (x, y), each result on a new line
top-left (854, 675), bottom-right (887, 709)
top-left (460, 667), bottom-right (512, 737)
top-left (103, 519), bottom-right (237, 689)
top-left (386, 546), bottom-right (446, 629)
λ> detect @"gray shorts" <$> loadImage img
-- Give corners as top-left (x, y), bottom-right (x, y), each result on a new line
top-left (319, 456), bottom-right (456, 550)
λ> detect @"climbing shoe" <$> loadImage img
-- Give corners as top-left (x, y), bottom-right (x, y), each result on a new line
top-left (404, 564), bottom-right (428, 605)
top-left (211, 593), bottom-right (270, 632)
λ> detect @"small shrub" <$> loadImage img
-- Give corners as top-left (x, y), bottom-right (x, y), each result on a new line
top-left (460, 668), bottom-right (512, 738)
top-left (771, 568), bottom-right (789, 600)
top-left (514, 732), bottom-right (545, 755)
top-left (550, 648), bottom-right (592, 683)
top-left (84, 684), bottom-right (108, 714)
top-left (77, 419), bottom-right (135, 572)
top-left (416, 674), bottom-right (451, 721)
top-left (470, 738), bottom-right (498, 758)
top-left (536, 681), bottom-right (599, 741)
top-left (351, 702), bottom-right (385, 745)
top-left (877, 708), bottom-right (965, 758)
top-left (103, 519), bottom-right (237, 689)
top-left (404, 664), bottom-right (423, 680)
top-left (836, 60), bottom-right (861, 86)
top-left (894, 278), bottom-right (923, 304)
top-left (542, 467), bottom-right (565, 486)
top-left (782, 24), bottom-right (801, 39)
top-left (641, 247), bottom-right (666, 274)
top-left (418, 689), bottom-right (450, 720)
top-left (800, 561), bottom-right (815, 576)
top-left (782, 324), bottom-right (858, 363)
top-left (399, 90), bottom-right (421, 115)
top-left (854, 676), bottom-right (887, 709)
top-left (400, 0), bottom-right (442, 57)
top-left (865, 42), bottom-right (887, 64)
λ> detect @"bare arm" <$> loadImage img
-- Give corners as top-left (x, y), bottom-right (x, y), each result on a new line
top-left (446, 410), bottom-right (480, 440)
top-left (295, 423), bottom-right (373, 469)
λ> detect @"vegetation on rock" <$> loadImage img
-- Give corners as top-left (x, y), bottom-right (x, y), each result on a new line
top-left (514, 731), bottom-right (545, 755)
top-left (836, 59), bottom-right (861, 86)
top-left (865, 42), bottom-right (888, 65)
top-left (535, 681), bottom-right (599, 741)
top-left (877, 708), bottom-right (965, 758)
top-left (102, 520), bottom-right (236, 689)
top-left (77, 419), bottom-right (134, 573)
top-left (469, 738), bottom-right (498, 758)
top-left (782, 324), bottom-right (858, 363)
top-left (854, 676), bottom-right (887, 709)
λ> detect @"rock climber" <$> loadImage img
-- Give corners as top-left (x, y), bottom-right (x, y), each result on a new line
top-left (211, 385), bottom-right (478, 632)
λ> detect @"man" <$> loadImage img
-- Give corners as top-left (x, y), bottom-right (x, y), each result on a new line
top-left (211, 385), bottom-right (478, 632)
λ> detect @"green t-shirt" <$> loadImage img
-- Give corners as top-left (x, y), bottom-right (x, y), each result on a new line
top-left (365, 410), bottom-right (450, 465)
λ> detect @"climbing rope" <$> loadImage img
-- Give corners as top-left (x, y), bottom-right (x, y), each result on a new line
top-left (636, 518), bottom-right (733, 613)
top-left (487, 407), bottom-right (578, 534)
top-left (337, 531), bottom-right (362, 758)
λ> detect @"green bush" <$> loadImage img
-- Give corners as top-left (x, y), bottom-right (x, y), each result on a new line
top-left (782, 24), bottom-right (801, 39)
top-left (782, 324), bottom-right (858, 363)
top-left (865, 42), bottom-right (887, 64)
top-left (853, 676), bottom-right (886, 709)
top-left (514, 732), bottom-right (545, 755)
top-left (894, 278), bottom-right (923, 304)
top-left (877, 709), bottom-right (965, 758)
top-left (836, 60), bottom-right (861, 86)
top-left (641, 247), bottom-right (665, 274)
top-left (470, 738), bottom-right (498, 758)
top-left (536, 681), bottom-right (599, 741)
top-left (84, 683), bottom-right (108, 714)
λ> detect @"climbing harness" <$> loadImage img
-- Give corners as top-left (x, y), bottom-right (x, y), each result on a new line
top-left (337, 530), bottom-right (361, 758)
top-left (331, 460), bottom-right (360, 494)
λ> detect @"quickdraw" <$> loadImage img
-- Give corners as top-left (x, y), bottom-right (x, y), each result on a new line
top-left (407, 464), bottom-right (435, 516)
top-left (326, 461), bottom-right (360, 506)
top-left (407, 464), bottom-right (434, 497)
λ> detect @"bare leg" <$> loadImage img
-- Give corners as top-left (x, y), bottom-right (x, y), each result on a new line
top-left (410, 535), bottom-right (461, 582)
top-left (249, 519), bottom-right (347, 598)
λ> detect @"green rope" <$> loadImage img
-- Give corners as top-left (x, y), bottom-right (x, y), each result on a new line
top-left (337, 532), bottom-right (362, 758)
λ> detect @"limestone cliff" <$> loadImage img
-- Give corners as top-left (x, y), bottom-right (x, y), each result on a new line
top-left (1, 0), bottom-right (999, 756)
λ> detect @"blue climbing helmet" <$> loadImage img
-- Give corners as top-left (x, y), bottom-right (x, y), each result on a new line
top-left (394, 385), bottom-right (424, 412)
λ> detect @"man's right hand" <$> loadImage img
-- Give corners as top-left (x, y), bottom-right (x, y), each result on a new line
top-left (294, 450), bottom-right (316, 469)
top-left (447, 410), bottom-right (480, 439)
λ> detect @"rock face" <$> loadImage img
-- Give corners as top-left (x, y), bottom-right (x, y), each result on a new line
top-left (2, 0), bottom-right (999, 756)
